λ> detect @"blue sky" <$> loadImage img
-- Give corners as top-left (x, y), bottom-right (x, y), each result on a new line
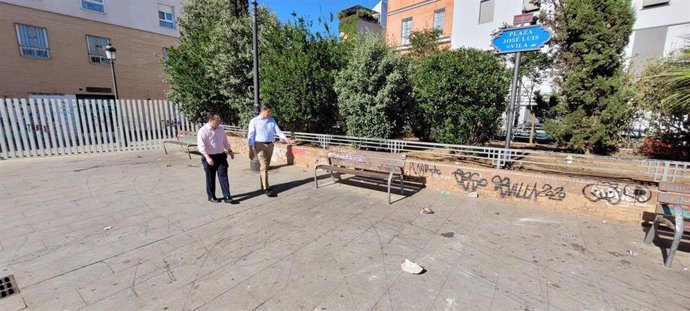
top-left (258, 0), bottom-right (380, 34)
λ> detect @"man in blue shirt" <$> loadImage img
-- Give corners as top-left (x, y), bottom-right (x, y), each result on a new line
top-left (247, 104), bottom-right (293, 197)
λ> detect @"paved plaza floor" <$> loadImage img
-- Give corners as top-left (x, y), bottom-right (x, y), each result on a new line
top-left (0, 150), bottom-right (689, 311)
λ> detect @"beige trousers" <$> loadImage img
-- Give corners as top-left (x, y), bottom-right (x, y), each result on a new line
top-left (255, 142), bottom-right (274, 190)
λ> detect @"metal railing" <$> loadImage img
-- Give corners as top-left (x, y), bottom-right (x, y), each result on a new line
top-left (225, 125), bottom-right (690, 183)
top-left (0, 98), bottom-right (199, 159)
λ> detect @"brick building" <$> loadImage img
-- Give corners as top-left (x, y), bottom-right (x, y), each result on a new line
top-left (0, 0), bottom-right (184, 100)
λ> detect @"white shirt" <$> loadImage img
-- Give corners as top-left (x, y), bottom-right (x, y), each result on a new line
top-left (197, 124), bottom-right (231, 155)
top-left (247, 116), bottom-right (287, 146)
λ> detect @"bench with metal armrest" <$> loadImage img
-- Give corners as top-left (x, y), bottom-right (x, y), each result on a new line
top-left (314, 150), bottom-right (406, 204)
top-left (643, 181), bottom-right (690, 267)
top-left (162, 130), bottom-right (197, 159)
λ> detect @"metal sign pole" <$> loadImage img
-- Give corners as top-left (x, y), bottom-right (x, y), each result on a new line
top-left (504, 51), bottom-right (521, 149)
top-left (250, 0), bottom-right (261, 172)
top-left (491, 19), bottom-right (551, 153)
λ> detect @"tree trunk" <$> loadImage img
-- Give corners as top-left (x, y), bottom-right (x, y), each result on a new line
top-left (529, 112), bottom-right (536, 145)
top-left (527, 83), bottom-right (535, 145)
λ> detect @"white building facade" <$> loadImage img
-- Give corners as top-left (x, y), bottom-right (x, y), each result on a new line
top-left (450, 0), bottom-right (690, 128)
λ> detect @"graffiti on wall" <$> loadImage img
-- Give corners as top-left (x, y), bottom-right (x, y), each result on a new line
top-left (449, 169), bottom-right (566, 201)
top-left (452, 169), bottom-right (487, 191)
top-left (490, 176), bottom-right (566, 201)
top-left (410, 163), bottom-right (442, 177)
top-left (582, 182), bottom-right (651, 205)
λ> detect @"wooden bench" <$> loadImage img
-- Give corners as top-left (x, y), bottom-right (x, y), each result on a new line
top-left (314, 150), bottom-right (406, 204)
top-left (643, 182), bottom-right (690, 267)
top-left (163, 130), bottom-right (197, 159)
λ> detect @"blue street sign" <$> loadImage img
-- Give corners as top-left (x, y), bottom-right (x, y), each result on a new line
top-left (491, 25), bottom-right (552, 54)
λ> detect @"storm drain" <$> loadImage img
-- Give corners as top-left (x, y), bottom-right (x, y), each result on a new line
top-left (0, 275), bottom-right (19, 298)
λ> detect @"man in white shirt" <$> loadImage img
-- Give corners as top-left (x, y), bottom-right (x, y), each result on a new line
top-left (247, 104), bottom-right (293, 197)
top-left (197, 113), bottom-right (238, 204)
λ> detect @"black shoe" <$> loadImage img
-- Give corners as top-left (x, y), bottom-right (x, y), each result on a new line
top-left (265, 189), bottom-right (277, 197)
top-left (208, 198), bottom-right (222, 203)
top-left (224, 198), bottom-right (239, 204)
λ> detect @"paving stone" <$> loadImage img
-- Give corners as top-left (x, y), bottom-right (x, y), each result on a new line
top-left (0, 149), bottom-right (688, 310)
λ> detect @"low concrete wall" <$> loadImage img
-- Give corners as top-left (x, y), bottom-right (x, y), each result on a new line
top-left (228, 136), bottom-right (656, 222)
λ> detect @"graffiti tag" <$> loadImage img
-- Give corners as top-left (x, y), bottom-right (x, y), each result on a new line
top-left (491, 176), bottom-right (566, 201)
top-left (582, 182), bottom-right (651, 205)
top-left (452, 169), bottom-right (487, 191)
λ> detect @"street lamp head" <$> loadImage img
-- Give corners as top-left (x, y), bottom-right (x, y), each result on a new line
top-left (104, 43), bottom-right (117, 61)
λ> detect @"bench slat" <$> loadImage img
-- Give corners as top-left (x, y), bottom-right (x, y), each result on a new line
top-left (659, 182), bottom-right (690, 194)
top-left (659, 204), bottom-right (690, 219)
top-left (327, 152), bottom-right (405, 168)
top-left (658, 192), bottom-right (690, 206)
top-left (318, 165), bottom-right (402, 180)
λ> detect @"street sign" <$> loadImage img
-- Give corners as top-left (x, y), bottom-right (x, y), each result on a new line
top-left (513, 13), bottom-right (534, 26)
top-left (491, 25), bottom-right (552, 54)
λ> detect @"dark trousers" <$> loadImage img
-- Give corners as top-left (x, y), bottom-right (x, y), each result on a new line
top-left (201, 153), bottom-right (231, 199)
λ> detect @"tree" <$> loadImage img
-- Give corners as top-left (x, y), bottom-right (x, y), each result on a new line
top-left (405, 28), bottom-right (445, 140)
top-left (636, 50), bottom-right (690, 160)
top-left (260, 16), bottom-right (344, 133)
top-left (409, 28), bottom-right (443, 59)
top-left (532, 91), bottom-right (559, 121)
top-left (413, 48), bottom-right (510, 145)
top-left (540, 0), bottom-right (636, 154)
top-left (517, 51), bottom-right (553, 143)
top-left (163, 0), bottom-right (231, 123)
top-left (658, 48), bottom-right (690, 114)
top-left (334, 34), bottom-right (413, 139)
top-left (163, 0), bottom-right (276, 125)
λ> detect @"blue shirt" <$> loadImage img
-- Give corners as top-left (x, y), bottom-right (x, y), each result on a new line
top-left (247, 116), bottom-right (287, 146)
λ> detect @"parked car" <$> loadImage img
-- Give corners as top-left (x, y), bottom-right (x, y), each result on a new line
top-left (497, 123), bottom-right (555, 144)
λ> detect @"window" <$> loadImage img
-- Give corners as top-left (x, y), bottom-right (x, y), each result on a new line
top-left (16, 24), bottom-right (50, 59)
top-left (401, 18), bottom-right (412, 46)
top-left (642, 0), bottom-right (670, 8)
top-left (86, 35), bottom-right (110, 64)
top-left (479, 0), bottom-right (495, 24)
top-left (158, 4), bottom-right (175, 29)
top-left (523, 0), bottom-right (540, 12)
top-left (433, 9), bottom-right (445, 33)
top-left (81, 0), bottom-right (105, 13)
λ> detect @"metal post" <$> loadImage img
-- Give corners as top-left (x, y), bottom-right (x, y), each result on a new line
top-left (110, 60), bottom-right (119, 100)
top-left (250, 0), bottom-right (260, 171)
top-left (504, 51), bottom-right (521, 150)
top-left (251, 0), bottom-right (259, 116)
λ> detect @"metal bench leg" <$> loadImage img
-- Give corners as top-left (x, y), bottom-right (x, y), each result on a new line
top-left (314, 167), bottom-right (319, 188)
top-left (387, 171), bottom-right (393, 204)
top-left (665, 205), bottom-right (684, 268)
top-left (399, 175), bottom-right (404, 195)
top-left (163, 143), bottom-right (168, 154)
top-left (644, 215), bottom-right (661, 244)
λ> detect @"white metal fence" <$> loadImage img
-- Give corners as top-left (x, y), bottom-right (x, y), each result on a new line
top-left (223, 125), bottom-right (690, 183)
top-left (0, 98), bottom-right (200, 159)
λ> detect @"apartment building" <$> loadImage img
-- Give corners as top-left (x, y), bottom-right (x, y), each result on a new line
top-left (385, 0), bottom-right (455, 49)
top-left (0, 0), bottom-right (184, 100)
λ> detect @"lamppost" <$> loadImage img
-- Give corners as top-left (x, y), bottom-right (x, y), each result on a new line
top-left (250, 0), bottom-right (260, 171)
top-left (104, 43), bottom-right (119, 100)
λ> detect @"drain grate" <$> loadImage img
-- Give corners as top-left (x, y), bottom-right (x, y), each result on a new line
top-left (0, 275), bottom-right (19, 298)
